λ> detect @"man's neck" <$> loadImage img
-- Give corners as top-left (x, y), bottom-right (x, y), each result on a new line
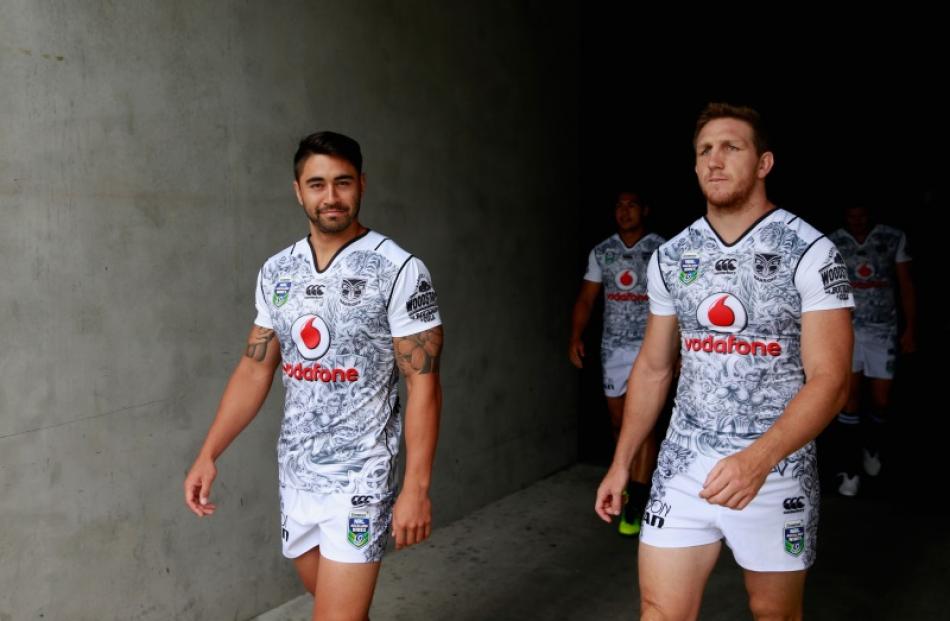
top-left (705, 195), bottom-right (773, 245)
top-left (309, 222), bottom-right (367, 270)
top-left (618, 227), bottom-right (646, 248)
top-left (848, 227), bottom-right (871, 244)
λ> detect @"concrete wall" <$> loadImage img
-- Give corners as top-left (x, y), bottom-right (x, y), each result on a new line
top-left (0, 1), bottom-right (577, 619)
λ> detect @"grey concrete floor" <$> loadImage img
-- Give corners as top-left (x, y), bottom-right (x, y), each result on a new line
top-left (253, 463), bottom-right (949, 621)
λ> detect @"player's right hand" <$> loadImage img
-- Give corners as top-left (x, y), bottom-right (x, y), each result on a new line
top-left (568, 338), bottom-right (586, 368)
top-left (184, 457), bottom-right (218, 517)
top-left (594, 464), bottom-right (629, 523)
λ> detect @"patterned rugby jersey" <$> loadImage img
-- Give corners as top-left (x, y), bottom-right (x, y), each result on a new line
top-left (254, 230), bottom-right (441, 495)
top-left (648, 209), bottom-right (853, 459)
top-left (584, 233), bottom-right (666, 360)
top-left (828, 225), bottom-right (910, 343)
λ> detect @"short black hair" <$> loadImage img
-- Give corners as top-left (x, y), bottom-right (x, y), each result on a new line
top-left (615, 190), bottom-right (644, 206)
top-left (294, 131), bottom-right (363, 179)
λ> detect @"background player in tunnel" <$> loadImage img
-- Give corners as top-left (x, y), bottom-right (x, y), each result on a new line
top-left (570, 190), bottom-right (665, 535)
top-left (827, 204), bottom-right (915, 496)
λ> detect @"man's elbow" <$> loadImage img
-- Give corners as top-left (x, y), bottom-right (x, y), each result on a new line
top-left (634, 360), bottom-right (674, 386)
top-left (818, 368), bottom-right (850, 413)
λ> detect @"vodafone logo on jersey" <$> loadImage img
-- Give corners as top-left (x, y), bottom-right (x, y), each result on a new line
top-left (687, 293), bottom-right (782, 357)
top-left (615, 270), bottom-right (637, 290)
top-left (856, 262), bottom-right (875, 279)
top-left (607, 269), bottom-right (648, 302)
top-left (851, 261), bottom-right (887, 290)
top-left (697, 293), bottom-right (748, 333)
top-left (285, 314), bottom-right (359, 383)
top-left (292, 315), bottom-right (331, 359)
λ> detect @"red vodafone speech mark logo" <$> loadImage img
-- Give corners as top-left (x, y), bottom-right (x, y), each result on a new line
top-left (856, 262), bottom-right (874, 279)
top-left (291, 315), bottom-right (331, 360)
top-left (696, 293), bottom-right (748, 333)
top-left (615, 269), bottom-right (637, 290)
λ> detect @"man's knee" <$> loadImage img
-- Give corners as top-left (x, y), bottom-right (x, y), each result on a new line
top-left (747, 594), bottom-right (801, 621)
top-left (640, 592), bottom-right (698, 621)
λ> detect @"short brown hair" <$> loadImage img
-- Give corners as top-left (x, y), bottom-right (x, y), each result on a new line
top-left (694, 102), bottom-right (770, 155)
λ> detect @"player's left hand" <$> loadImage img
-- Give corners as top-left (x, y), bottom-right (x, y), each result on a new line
top-left (699, 449), bottom-right (771, 510)
top-left (392, 488), bottom-right (432, 550)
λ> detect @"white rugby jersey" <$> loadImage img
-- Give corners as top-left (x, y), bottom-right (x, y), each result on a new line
top-left (584, 233), bottom-right (666, 360)
top-left (828, 225), bottom-right (910, 342)
top-left (254, 230), bottom-right (441, 495)
top-left (648, 209), bottom-right (853, 459)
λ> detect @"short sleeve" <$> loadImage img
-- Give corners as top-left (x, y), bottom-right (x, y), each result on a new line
top-left (388, 257), bottom-right (442, 337)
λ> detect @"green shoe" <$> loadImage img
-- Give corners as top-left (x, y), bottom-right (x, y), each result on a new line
top-left (618, 490), bottom-right (642, 536)
top-left (618, 513), bottom-right (641, 536)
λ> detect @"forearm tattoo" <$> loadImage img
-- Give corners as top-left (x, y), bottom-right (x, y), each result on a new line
top-left (394, 327), bottom-right (443, 375)
top-left (245, 327), bottom-right (276, 361)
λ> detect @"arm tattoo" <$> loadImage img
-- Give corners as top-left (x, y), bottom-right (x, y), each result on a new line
top-left (245, 327), bottom-right (276, 362)
top-left (394, 327), bottom-right (443, 375)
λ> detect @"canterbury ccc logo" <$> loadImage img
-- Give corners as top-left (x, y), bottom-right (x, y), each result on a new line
top-left (696, 293), bottom-right (748, 333)
top-left (614, 269), bottom-right (637, 290)
top-left (715, 258), bottom-right (737, 272)
top-left (291, 314), bottom-right (331, 360)
top-left (783, 497), bottom-right (805, 511)
top-left (351, 495), bottom-right (373, 507)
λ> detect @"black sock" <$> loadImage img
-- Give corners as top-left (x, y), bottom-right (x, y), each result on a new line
top-left (863, 409), bottom-right (886, 455)
top-left (625, 481), bottom-right (649, 519)
top-left (836, 411), bottom-right (862, 476)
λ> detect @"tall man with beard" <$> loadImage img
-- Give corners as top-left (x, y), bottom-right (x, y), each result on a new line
top-left (595, 104), bottom-right (853, 620)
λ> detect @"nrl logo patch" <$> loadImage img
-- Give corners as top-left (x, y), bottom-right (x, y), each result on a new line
top-left (679, 252), bottom-right (701, 285)
top-left (784, 520), bottom-right (805, 557)
top-left (273, 276), bottom-right (292, 307)
top-left (347, 511), bottom-right (371, 549)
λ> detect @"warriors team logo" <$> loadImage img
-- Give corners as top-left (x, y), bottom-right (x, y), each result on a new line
top-left (341, 278), bottom-right (366, 306)
top-left (784, 520), bottom-right (805, 557)
top-left (291, 314), bottom-right (331, 359)
top-left (614, 269), bottom-right (637, 290)
top-left (347, 511), bottom-right (371, 549)
top-left (679, 252), bottom-right (701, 285)
top-left (753, 253), bottom-right (781, 282)
top-left (697, 293), bottom-right (748, 333)
top-left (273, 276), bottom-right (292, 307)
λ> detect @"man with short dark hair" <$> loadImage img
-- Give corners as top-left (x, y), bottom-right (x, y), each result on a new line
top-left (828, 204), bottom-right (915, 496)
top-left (570, 190), bottom-right (665, 535)
top-left (185, 131), bottom-right (443, 620)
